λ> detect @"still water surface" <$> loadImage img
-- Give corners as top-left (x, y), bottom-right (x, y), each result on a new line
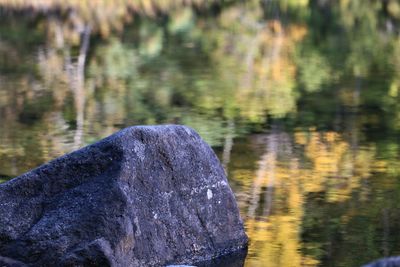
top-left (1, 1), bottom-right (400, 266)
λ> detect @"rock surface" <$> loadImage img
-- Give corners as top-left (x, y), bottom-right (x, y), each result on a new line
top-left (0, 125), bottom-right (248, 267)
top-left (363, 257), bottom-right (400, 267)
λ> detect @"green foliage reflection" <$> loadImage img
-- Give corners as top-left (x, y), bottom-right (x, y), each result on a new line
top-left (0, 1), bottom-right (400, 266)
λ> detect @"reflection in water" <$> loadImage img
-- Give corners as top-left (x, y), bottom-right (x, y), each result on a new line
top-left (232, 129), bottom-right (383, 266)
top-left (232, 109), bottom-right (399, 265)
top-left (1, 0), bottom-right (400, 266)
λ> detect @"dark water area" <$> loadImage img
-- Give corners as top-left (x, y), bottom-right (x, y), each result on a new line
top-left (1, 0), bottom-right (400, 266)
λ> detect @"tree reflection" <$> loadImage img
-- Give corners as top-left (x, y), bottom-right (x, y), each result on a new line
top-left (228, 125), bottom-right (397, 266)
top-left (0, 1), bottom-right (400, 266)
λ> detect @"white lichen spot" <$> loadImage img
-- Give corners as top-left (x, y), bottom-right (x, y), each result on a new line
top-left (133, 140), bottom-right (145, 161)
top-left (134, 217), bottom-right (141, 236)
top-left (184, 127), bottom-right (192, 136)
top-left (207, 189), bottom-right (213, 200)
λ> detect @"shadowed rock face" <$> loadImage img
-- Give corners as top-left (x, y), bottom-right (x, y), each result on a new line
top-left (0, 125), bottom-right (248, 267)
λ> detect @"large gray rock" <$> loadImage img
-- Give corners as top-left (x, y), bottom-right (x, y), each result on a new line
top-left (0, 125), bottom-right (248, 266)
top-left (363, 257), bottom-right (400, 267)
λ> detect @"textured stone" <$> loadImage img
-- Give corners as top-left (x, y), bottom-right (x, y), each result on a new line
top-left (0, 125), bottom-right (248, 266)
top-left (363, 257), bottom-right (400, 267)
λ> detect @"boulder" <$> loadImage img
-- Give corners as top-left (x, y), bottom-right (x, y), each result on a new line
top-left (0, 125), bottom-right (248, 266)
top-left (363, 257), bottom-right (400, 267)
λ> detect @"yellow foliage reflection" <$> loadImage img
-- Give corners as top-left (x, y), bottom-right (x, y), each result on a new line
top-left (229, 128), bottom-right (388, 266)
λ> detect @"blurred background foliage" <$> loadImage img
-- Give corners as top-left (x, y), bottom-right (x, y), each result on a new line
top-left (1, 0), bottom-right (400, 266)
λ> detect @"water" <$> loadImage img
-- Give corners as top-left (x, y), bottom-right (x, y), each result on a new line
top-left (1, 1), bottom-right (400, 266)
